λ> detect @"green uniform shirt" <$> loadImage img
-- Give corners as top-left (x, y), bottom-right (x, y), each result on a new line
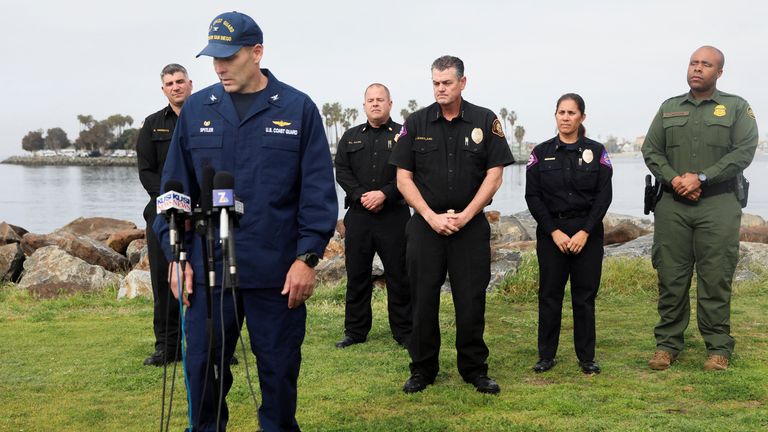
top-left (642, 89), bottom-right (758, 186)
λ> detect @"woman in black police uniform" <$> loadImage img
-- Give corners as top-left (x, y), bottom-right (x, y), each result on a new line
top-left (525, 93), bottom-right (612, 374)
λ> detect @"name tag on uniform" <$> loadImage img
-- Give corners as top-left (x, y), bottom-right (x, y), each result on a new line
top-left (662, 112), bottom-right (689, 118)
top-left (544, 157), bottom-right (556, 161)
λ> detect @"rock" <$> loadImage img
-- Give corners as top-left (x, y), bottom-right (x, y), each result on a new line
top-left (489, 249), bottom-right (523, 291)
top-left (316, 255), bottom-right (345, 284)
top-left (738, 242), bottom-right (768, 269)
top-left (20, 232), bottom-right (130, 272)
top-left (739, 226), bottom-right (768, 244)
top-left (0, 222), bottom-right (22, 245)
top-left (18, 245), bottom-right (121, 298)
top-left (604, 221), bottom-right (652, 246)
top-left (603, 213), bottom-right (655, 233)
top-left (495, 215), bottom-right (532, 242)
top-left (135, 253), bottom-right (150, 271)
top-left (8, 223), bottom-right (29, 238)
top-left (492, 240), bottom-right (537, 253)
top-left (55, 217), bottom-right (137, 242)
top-left (323, 234), bottom-right (345, 260)
top-left (0, 243), bottom-right (24, 282)
top-left (485, 210), bottom-right (501, 224)
top-left (741, 213), bottom-right (766, 228)
top-left (604, 234), bottom-right (654, 258)
top-left (117, 270), bottom-right (152, 299)
top-left (335, 219), bottom-right (346, 239)
top-left (105, 229), bottom-right (145, 255)
top-left (126, 239), bottom-right (147, 267)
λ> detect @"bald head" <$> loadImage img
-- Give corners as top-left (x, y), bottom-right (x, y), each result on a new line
top-left (693, 45), bottom-right (725, 69)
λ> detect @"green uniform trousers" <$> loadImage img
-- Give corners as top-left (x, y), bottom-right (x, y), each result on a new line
top-left (652, 191), bottom-right (741, 357)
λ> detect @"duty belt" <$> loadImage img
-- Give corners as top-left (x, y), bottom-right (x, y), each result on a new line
top-left (552, 210), bottom-right (588, 219)
top-left (661, 181), bottom-right (733, 198)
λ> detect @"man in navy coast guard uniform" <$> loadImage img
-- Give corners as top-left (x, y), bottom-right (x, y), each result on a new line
top-left (155, 11), bottom-right (337, 432)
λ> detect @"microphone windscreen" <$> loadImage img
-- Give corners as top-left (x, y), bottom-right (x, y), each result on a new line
top-left (213, 171), bottom-right (235, 190)
top-left (164, 180), bottom-right (184, 194)
top-left (202, 166), bottom-right (215, 212)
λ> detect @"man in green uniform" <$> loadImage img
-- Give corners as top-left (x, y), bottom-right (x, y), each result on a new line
top-left (642, 45), bottom-right (758, 371)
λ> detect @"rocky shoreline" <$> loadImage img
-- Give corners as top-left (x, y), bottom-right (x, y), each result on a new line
top-left (2, 212), bottom-right (767, 300)
top-left (2, 155), bottom-right (137, 167)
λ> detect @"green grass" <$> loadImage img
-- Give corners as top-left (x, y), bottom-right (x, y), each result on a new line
top-left (1, 254), bottom-right (767, 431)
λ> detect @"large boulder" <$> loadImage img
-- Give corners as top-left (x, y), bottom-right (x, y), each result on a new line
top-left (739, 226), bottom-right (768, 244)
top-left (741, 213), bottom-right (766, 228)
top-left (489, 249), bottom-right (523, 291)
top-left (316, 255), bottom-right (345, 284)
top-left (323, 235), bottom-right (345, 260)
top-left (494, 215), bottom-right (531, 242)
top-left (0, 243), bottom-right (24, 282)
top-left (0, 222), bottom-right (23, 245)
top-left (604, 221), bottom-right (652, 246)
top-left (335, 219), bottom-right (346, 239)
top-left (126, 238), bottom-right (148, 268)
top-left (18, 246), bottom-right (121, 298)
top-left (55, 217), bottom-right (137, 242)
top-left (117, 270), bottom-right (152, 299)
top-left (603, 213), bottom-right (655, 233)
top-left (105, 229), bottom-right (145, 255)
top-left (604, 233), bottom-right (654, 258)
top-left (135, 253), bottom-right (150, 271)
top-left (20, 232), bottom-right (130, 272)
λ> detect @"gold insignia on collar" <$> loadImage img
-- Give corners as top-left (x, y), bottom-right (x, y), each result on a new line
top-left (272, 120), bottom-right (292, 127)
top-left (492, 118), bottom-right (505, 138)
top-left (713, 105), bottom-right (726, 117)
top-left (471, 128), bottom-right (483, 144)
top-left (747, 106), bottom-right (756, 120)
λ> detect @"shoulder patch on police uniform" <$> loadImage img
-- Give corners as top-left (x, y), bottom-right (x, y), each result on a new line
top-left (526, 152), bottom-right (539, 170)
top-left (395, 123), bottom-right (407, 142)
top-left (492, 118), bottom-right (505, 138)
top-left (662, 111), bottom-right (689, 118)
top-left (747, 106), bottom-right (756, 120)
top-left (713, 105), bottom-right (727, 117)
top-left (599, 149), bottom-right (612, 168)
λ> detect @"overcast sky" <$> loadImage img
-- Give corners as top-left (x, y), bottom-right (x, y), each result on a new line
top-left (2, 0), bottom-right (765, 159)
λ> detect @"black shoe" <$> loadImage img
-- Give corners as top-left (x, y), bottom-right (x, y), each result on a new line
top-left (533, 358), bottom-right (556, 373)
top-left (470, 375), bottom-right (501, 394)
top-left (579, 360), bottom-right (601, 374)
top-left (403, 373), bottom-right (433, 393)
top-left (144, 349), bottom-right (178, 366)
top-left (335, 336), bottom-right (365, 349)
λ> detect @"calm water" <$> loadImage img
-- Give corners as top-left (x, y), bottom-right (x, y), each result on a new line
top-left (2, 155), bottom-right (766, 233)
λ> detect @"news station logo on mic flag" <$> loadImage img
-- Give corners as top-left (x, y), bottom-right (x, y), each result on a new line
top-left (213, 189), bottom-right (234, 207)
top-left (156, 191), bottom-right (193, 214)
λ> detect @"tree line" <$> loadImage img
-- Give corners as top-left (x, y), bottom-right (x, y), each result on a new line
top-left (21, 114), bottom-right (138, 153)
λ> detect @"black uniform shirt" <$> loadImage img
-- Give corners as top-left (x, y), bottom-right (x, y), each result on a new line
top-left (525, 136), bottom-right (613, 234)
top-left (335, 118), bottom-right (402, 208)
top-left (389, 99), bottom-right (514, 212)
top-left (136, 105), bottom-right (178, 220)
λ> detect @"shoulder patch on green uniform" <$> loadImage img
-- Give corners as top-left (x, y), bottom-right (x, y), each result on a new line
top-left (747, 106), bottom-right (756, 120)
top-left (662, 112), bottom-right (689, 118)
top-left (492, 118), bottom-right (505, 138)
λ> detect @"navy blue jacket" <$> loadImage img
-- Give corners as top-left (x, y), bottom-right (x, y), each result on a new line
top-left (154, 70), bottom-right (338, 289)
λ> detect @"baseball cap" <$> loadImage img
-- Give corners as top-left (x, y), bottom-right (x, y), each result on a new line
top-left (197, 11), bottom-right (263, 58)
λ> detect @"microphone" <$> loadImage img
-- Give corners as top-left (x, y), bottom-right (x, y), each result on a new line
top-left (212, 172), bottom-right (242, 287)
top-left (157, 180), bottom-right (192, 261)
top-left (202, 166), bottom-right (217, 289)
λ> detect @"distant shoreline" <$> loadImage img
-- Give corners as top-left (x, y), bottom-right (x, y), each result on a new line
top-left (1, 155), bottom-right (137, 167)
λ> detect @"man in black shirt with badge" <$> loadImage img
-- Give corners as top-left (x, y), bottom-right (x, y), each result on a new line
top-left (390, 55), bottom-right (514, 394)
top-left (334, 83), bottom-right (412, 349)
top-left (136, 63), bottom-right (192, 366)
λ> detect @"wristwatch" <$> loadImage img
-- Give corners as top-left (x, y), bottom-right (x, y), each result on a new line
top-left (697, 172), bottom-right (708, 185)
top-left (297, 252), bottom-right (320, 268)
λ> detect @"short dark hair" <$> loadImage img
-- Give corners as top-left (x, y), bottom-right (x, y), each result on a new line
top-left (431, 55), bottom-right (464, 79)
top-left (160, 63), bottom-right (188, 79)
top-left (364, 83), bottom-right (391, 100)
top-left (556, 93), bottom-right (587, 138)
top-left (699, 45), bottom-right (725, 69)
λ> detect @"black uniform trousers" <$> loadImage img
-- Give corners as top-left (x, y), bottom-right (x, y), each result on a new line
top-left (536, 217), bottom-right (603, 362)
top-left (146, 213), bottom-right (179, 355)
top-left (343, 204), bottom-right (412, 343)
top-left (406, 213), bottom-right (490, 382)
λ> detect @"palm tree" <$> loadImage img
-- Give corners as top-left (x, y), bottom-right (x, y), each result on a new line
top-left (321, 103), bottom-right (333, 143)
top-left (514, 125), bottom-right (526, 146)
top-left (499, 108), bottom-right (508, 135)
top-left (331, 102), bottom-right (343, 143)
top-left (507, 111), bottom-right (517, 130)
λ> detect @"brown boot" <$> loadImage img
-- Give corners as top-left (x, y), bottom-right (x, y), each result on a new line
top-left (703, 354), bottom-right (729, 371)
top-left (648, 350), bottom-right (676, 370)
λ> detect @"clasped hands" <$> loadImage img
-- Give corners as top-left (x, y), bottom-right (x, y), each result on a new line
top-left (427, 210), bottom-right (470, 236)
top-left (551, 229), bottom-right (589, 255)
top-left (671, 172), bottom-right (702, 201)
